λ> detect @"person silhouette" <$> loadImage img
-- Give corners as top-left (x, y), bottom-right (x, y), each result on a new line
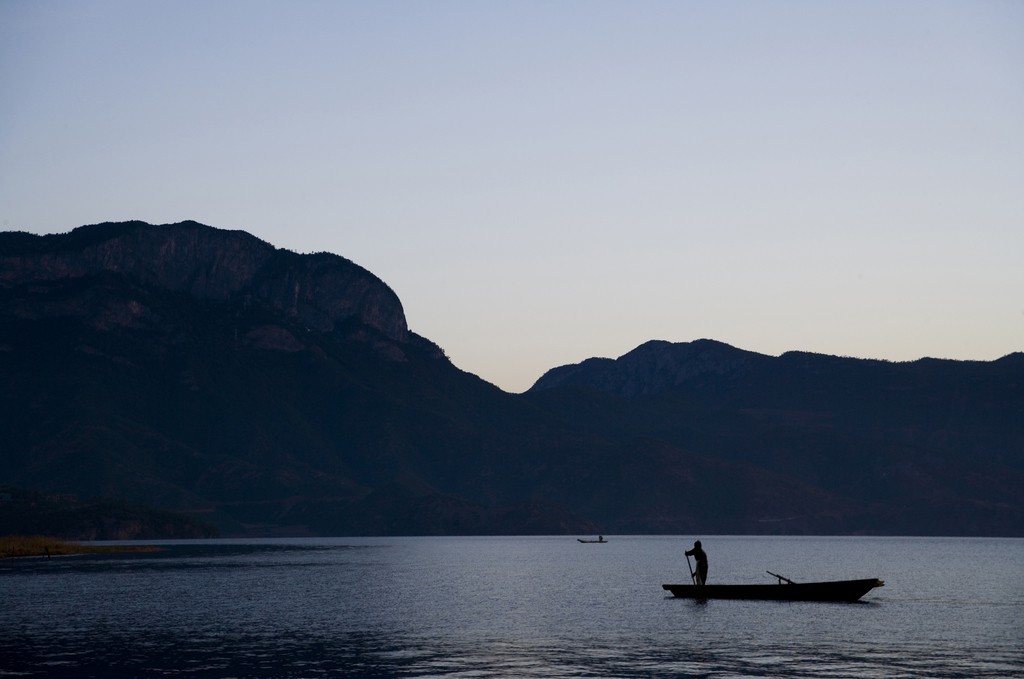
top-left (685, 540), bottom-right (708, 585)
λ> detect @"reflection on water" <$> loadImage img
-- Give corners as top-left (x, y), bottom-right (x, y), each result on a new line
top-left (2, 536), bottom-right (1022, 678)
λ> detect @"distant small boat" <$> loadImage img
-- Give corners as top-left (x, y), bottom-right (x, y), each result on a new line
top-left (663, 573), bottom-right (883, 602)
top-left (577, 537), bottom-right (608, 543)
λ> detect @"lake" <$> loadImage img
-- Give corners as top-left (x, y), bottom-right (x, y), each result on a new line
top-left (2, 535), bottom-right (1022, 678)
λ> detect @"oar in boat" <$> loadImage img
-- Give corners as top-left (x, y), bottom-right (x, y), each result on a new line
top-left (767, 570), bottom-right (796, 585)
top-left (685, 553), bottom-right (697, 585)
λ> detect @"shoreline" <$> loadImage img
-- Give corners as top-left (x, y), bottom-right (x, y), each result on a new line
top-left (1, 535), bottom-right (160, 559)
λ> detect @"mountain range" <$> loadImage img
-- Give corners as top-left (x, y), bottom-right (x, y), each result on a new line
top-left (2, 221), bottom-right (1021, 536)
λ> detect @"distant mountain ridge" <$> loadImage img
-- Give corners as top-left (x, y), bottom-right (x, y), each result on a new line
top-left (2, 221), bottom-right (1021, 536)
top-left (530, 339), bottom-right (1024, 473)
top-left (530, 337), bottom-right (1022, 402)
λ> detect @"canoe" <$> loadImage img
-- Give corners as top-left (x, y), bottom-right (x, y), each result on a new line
top-left (662, 578), bottom-right (883, 602)
top-left (577, 539), bottom-right (607, 543)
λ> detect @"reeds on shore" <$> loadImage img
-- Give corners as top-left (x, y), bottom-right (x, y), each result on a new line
top-left (0, 535), bottom-right (160, 559)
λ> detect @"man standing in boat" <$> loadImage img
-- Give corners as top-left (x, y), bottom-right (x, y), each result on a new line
top-left (685, 540), bottom-right (708, 585)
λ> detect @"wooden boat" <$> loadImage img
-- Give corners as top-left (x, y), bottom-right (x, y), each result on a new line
top-left (663, 574), bottom-right (883, 602)
top-left (577, 538), bottom-right (607, 543)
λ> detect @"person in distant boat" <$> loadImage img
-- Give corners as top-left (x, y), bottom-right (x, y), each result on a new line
top-left (685, 540), bottom-right (708, 585)
top-left (599, 535), bottom-right (604, 542)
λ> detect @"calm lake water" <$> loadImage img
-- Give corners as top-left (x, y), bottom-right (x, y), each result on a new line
top-left (2, 536), bottom-right (1022, 678)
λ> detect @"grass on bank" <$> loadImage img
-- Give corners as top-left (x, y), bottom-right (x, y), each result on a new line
top-left (1, 535), bottom-right (160, 559)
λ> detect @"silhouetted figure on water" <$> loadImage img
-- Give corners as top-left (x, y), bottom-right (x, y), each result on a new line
top-left (686, 540), bottom-right (708, 585)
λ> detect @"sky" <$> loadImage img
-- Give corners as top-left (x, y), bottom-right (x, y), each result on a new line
top-left (1, 1), bottom-right (1022, 393)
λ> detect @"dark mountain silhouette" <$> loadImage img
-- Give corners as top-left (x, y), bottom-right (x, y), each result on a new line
top-left (2, 221), bottom-right (1021, 536)
top-left (529, 338), bottom-right (1024, 469)
top-left (0, 485), bottom-right (219, 541)
top-left (531, 339), bottom-right (770, 398)
top-left (528, 340), bottom-right (1024, 535)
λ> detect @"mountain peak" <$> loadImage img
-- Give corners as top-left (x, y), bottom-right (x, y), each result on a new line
top-left (0, 220), bottom-right (408, 342)
top-left (528, 338), bottom-right (768, 397)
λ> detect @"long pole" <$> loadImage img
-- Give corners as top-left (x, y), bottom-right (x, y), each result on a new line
top-left (685, 553), bottom-right (696, 585)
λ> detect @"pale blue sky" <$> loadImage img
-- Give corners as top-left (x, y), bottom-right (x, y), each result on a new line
top-left (2, 1), bottom-right (1022, 392)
